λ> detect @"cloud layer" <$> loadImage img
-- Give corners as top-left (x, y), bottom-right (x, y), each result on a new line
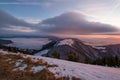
top-left (38, 11), bottom-right (118, 35)
top-left (0, 9), bottom-right (119, 36)
top-left (0, 9), bottom-right (36, 35)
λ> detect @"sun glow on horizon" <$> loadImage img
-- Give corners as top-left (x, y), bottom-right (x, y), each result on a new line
top-left (76, 0), bottom-right (120, 29)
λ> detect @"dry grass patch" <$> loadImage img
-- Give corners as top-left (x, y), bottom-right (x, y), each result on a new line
top-left (0, 53), bottom-right (83, 80)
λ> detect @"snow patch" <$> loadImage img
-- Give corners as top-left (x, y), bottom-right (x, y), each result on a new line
top-left (18, 64), bottom-right (27, 71)
top-left (94, 47), bottom-right (107, 53)
top-left (34, 49), bottom-right (49, 56)
top-left (15, 60), bottom-right (23, 67)
top-left (57, 39), bottom-right (74, 46)
top-left (32, 66), bottom-right (46, 72)
top-left (95, 46), bottom-right (106, 50)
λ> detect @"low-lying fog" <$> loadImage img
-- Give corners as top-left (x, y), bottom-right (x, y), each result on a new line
top-left (2, 38), bottom-right (51, 50)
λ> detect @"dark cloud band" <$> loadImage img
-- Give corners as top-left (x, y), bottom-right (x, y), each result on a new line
top-left (0, 9), bottom-right (119, 35)
top-left (38, 11), bottom-right (118, 34)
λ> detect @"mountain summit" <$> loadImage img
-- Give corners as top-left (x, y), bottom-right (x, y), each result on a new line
top-left (38, 38), bottom-right (99, 62)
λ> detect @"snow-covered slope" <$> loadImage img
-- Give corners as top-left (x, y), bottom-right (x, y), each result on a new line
top-left (0, 49), bottom-right (120, 80)
top-left (56, 39), bottom-right (74, 46)
top-left (42, 57), bottom-right (120, 80)
top-left (34, 49), bottom-right (49, 56)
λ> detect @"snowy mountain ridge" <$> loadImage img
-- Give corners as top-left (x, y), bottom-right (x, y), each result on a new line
top-left (43, 38), bottom-right (99, 62)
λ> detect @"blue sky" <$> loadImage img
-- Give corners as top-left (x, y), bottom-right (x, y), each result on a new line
top-left (0, 0), bottom-right (117, 20)
top-left (0, 0), bottom-right (120, 37)
top-left (0, 0), bottom-right (84, 20)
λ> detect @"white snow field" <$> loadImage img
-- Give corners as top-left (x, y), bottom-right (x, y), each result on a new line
top-left (57, 39), bottom-right (74, 46)
top-left (0, 49), bottom-right (120, 80)
top-left (39, 57), bottom-right (120, 80)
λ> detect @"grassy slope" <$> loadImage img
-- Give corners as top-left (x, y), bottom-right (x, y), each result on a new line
top-left (0, 52), bottom-right (81, 80)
